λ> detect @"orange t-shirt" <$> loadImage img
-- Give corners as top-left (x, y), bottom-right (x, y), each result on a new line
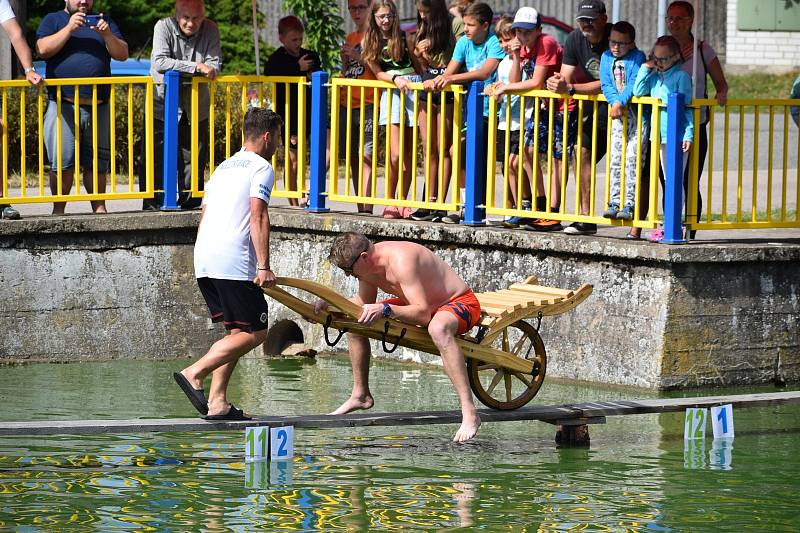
top-left (340, 31), bottom-right (376, 108)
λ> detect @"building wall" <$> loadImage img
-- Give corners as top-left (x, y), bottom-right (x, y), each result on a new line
top-left (726, 0), bottom-right (800, 69)
top-left (1, 210), bottom-right (798, 390)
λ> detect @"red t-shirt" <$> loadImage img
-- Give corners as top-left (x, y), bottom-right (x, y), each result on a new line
top-left (521, 34), bottom-right (576, 111)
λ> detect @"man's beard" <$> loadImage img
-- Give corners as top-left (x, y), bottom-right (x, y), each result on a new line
top-left (66, 4), bottom-right (90, 15)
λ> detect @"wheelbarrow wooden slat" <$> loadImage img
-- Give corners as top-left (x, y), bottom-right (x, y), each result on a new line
top-left (496, 290), bottom-right (562, 305)
top-left (508, 283), bottom-right (575, 298)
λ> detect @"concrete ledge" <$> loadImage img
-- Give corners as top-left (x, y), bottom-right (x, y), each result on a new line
top-left (1, 208), bottom-right (798, 389)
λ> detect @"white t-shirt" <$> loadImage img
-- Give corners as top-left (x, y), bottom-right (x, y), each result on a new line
top-left (194, 149), bottom-right (275, 281)
top-left (0, 0), bottom-right (16, 24)
top-left (496, 57), bottom-right (532, 131)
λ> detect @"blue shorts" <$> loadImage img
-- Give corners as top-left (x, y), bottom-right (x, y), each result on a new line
top-left (525, 109), bottom-right (578, 160)
top-left (378, 75), bottom-right (422, 126)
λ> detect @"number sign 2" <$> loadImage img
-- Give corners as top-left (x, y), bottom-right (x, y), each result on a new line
top-left (270, 426), bottom-right (294, 461)
top-left (710, 404), bottom-right (734, 439)
top-left (684, 408), bottom-right (707, 440)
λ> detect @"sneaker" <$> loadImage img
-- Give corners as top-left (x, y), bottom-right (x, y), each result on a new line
top-left (382, 206), bottom-right (402, 219)
top-left (525, 218), bottom-right (563, 232)
top-left (0, 205), bottom-right (20, 220)
top-left (646, 228), bottom-right (664, 242)
top-left (410, 208), bottom-right (432, 221)
top-left (431, 210), bottom-right (447, 222)
top-left (602, 204), bottom-right (619, 219)
top-left (441, 211), bottom-right (462, 224)
top-left (563, 222), bottom-right (598, 235)
top-left (503, 216), bottom-right (532, 228)
top-left (616, 205), bottom-right (634, 221)
top-left (400, 207), bottom-right (414, 219)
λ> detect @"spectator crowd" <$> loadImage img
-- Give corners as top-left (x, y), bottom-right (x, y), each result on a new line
top-left (3, 0), bottom-right (798, 242)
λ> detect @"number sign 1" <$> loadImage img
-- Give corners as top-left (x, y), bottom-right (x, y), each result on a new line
top-left (270, 426), bottom-right (294, 461)
top-left (710, 404), bottom-right (734, 439)
top-left (684, 408), bottom-right (707, 440)
top-left (245, 426), bottom-right (269, 462)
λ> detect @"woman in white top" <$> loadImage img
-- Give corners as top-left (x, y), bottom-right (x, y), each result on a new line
top-left (0, 0), bottom-right (42, 220)
top-left (666, 0), bottom-right (728, 238)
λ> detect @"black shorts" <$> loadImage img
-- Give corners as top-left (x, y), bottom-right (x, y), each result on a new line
top-left (495, 129), bottom-right (521, 163)
top-left (579, 101), bottom-right (608, 162)
top-left (197, 277), bottom-right (269, 332)
top-left (419, 68), bottom-right (455, 106)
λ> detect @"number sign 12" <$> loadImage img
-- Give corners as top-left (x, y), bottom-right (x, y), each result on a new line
top-left (710, 404), bottom-right (734, 439)
top-left (245, 426), bottom-right (269, 462)
top-left (270, 426), bottom-right (294, 461)
top-left (684, 408), bottom-right (707, 440)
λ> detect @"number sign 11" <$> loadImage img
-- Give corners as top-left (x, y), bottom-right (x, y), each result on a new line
top-left (245, 426), bottom-right (269, 462)
top-left (684, 408), bottom-right (707, 440)
top-left (710, 404), bottom-right (734, 439)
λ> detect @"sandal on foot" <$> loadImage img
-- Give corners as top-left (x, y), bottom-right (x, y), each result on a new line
top-left (202, 404), bottom-right (251, 421)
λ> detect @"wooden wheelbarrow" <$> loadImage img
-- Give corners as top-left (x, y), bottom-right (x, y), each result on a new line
top-left (262, 276), bottom-right (592, 410)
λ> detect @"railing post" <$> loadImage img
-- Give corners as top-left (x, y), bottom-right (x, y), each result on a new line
top-left (463, 80), bottom-right (485, 226)
top-left (662, 92), bottom-right (686, 244)
top-left (307, 71), bottom-right (329, 213)
top-left (161, 70), bottom-right (180, 210)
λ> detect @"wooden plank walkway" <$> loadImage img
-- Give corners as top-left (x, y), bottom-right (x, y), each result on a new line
top-left (0, 391), bottom-right (798, 436)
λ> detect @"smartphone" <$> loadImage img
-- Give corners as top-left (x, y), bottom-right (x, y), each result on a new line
top-left (84, 14), bottom-right (102, 26)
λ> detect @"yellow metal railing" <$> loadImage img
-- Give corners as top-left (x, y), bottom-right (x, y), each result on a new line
top-left (328, 77), bottom-right (464, 213)
top-left (0, 76), bottom-right (153, 205)
top-left (485, 91), bottom-right (662, 229)
top-left (190, 75), bottom-right (308, 202)
top-left (687, 98), bottom-right (800, 230)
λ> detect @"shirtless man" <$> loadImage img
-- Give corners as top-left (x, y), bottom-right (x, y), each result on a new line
top-left (318, 232), bottom-right (483, 442)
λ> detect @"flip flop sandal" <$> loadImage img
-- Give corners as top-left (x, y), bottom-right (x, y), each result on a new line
top-left (202, 404), bottom-right (252, 421)
top-left (173, 372), bottom-right (208, 415)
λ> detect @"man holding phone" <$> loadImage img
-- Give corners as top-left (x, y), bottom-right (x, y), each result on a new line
top-left (36, 0), bottom-right (128, 215)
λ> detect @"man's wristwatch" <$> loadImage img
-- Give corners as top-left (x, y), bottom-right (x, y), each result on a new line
top-left (567, 85), bottom-right (576, 96)
top-left (382, 303), bottom-right (392, 318)
top-left (24, 66), bottom-right (36, 74)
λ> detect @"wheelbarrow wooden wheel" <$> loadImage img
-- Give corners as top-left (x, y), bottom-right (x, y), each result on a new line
top-left (467, 320), bottom-right (546, 410)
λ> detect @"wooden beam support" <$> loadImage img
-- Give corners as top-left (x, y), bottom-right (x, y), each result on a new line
top-left (0, 391), bottom-right (797, 436)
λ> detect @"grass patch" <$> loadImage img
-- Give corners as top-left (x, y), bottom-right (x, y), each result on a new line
top-left (726, 71), bottom-right (800, 101)
top-left (705, 209), bottom-right (797, 222)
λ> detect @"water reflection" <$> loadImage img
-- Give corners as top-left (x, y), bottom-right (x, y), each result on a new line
top-left (0, 357), bottom-right (799, 530)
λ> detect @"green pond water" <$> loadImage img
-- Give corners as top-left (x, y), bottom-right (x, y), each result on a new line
top-left (0, 355), bottom-right (798, 531)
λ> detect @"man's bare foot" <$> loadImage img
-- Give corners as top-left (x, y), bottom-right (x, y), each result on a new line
top-left (329, 395), bottom-right (374, 415)
top-left (453, 412), bottom-right (481, 443)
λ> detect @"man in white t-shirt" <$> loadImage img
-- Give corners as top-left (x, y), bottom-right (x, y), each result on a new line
top-left (173, 107), bottom-right (283, 421)
top-left (0, 0), bottom-right (42, 220)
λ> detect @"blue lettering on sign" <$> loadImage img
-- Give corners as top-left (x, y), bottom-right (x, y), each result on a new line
top-left (717, 408), bottom-right (728, 434)
top-left (277, 429), bottom-right (288, 456)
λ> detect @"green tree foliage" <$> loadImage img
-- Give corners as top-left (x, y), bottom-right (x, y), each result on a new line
top-left (25, 0), bottom-right (268, 73)
top-left (282, 0), bottom-right (345, 71)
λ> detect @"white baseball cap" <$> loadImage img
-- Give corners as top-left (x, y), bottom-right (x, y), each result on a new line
top-left (512, 7), bottom-right (541, 30)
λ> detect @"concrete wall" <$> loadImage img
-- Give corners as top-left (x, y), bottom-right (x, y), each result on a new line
top-left (726, 0), bottom-right (800, 70)
top-left (1, 210), bottom-right (798, 390)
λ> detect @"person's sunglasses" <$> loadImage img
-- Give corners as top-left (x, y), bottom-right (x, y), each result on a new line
top-left (653, 54), bottom-right (675, 63)
top-left (340, 246), bottom-right (368, 275)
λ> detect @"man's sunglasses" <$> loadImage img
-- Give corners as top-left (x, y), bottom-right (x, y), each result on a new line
top-left (340, 246), bottom-right (368, 275)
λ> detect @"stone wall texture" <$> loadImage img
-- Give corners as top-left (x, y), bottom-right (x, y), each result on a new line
top-left (1, 209), bottom-right (798, 390)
